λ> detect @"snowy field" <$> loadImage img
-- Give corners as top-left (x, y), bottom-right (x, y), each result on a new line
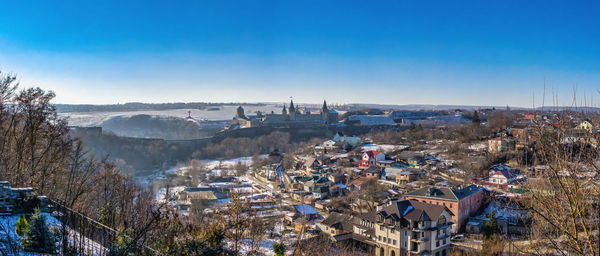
top-left (60, 105), bottom-right (282, 127)
top-left (361, 144), bottom-right (409, 153)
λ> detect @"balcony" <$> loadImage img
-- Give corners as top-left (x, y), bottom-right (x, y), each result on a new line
top-left (410, 236), bottom-right (429, 242)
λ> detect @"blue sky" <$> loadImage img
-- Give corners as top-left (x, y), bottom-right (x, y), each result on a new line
top-left (0, 0), bottom-right (599, 107)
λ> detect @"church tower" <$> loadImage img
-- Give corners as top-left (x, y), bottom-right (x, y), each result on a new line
top-left (321, 100), bottom-right (328, 113)
top-left (288, 99), bottom-right (296, 120)
top-left (289, 99), bottom-right (296, 113)
top-left (321, 100), bottom-right (328, 122)
top-left (236, 106), bottom-right (246, 119)
top-left (282, 104), bottom-right (288, 115)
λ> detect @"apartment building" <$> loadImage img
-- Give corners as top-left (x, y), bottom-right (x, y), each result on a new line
top-left (353, 199), bottom-right (453, 256)
top-left (403, 185), bottom-right (486, 233)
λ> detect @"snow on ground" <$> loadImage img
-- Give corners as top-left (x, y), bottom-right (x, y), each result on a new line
top-left (483, 201), bottom-right (527, 219)
top-left (361, 144), bottom-right (409, 153)
top-left (0, 213), bottom-right (106, 256)
top-left (60, 105), bottom-right (282, 127)
top-left (468, 143), bottom-right (487, 151)
top-left (154, 186), bottom-right (185, 202)
top-left (203, 156), bottom-right (258, 169)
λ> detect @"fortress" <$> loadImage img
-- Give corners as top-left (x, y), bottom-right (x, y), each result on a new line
top-left (229, 100), bottom-right (339, 129)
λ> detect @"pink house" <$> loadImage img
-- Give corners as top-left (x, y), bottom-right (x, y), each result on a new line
top-left (358, 150), bottom-right (385, 168)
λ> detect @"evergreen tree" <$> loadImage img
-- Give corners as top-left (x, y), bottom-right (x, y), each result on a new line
top-left (273, 242), bottom-right (286, 256)
top-left (472, 110), bottom-right (481, 124)
top-left (15, 215), bottom-right (29, 236)
top-left (483, 212), bottom-right (500, 237)
top-left (20, 208), bottom-right (57, 253)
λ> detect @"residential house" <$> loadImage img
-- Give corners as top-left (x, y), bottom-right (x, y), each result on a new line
top-left (293, 204), bottom-right (319, 220)
top-left (302, 157), bottom-right (323, 172)
top-left (285, 204), bottom-right (321, 231)
top-left (523, 112), bottom-right (536, 120)
top-left (177, 187), bottom-right (229, 208)
top-left (396, 152), bottom-right (426, 168)
top-left (353, 200), bottom-right (453, 256)
top-left (575, 119), bottom-right (594, 134)
top-left (395, 169), bottom-right (421, 184)
top-left (359, 151), bottom-right (386, 168)
top-left (363, 167), bottom-right (383, 179)
top-left (317, 212), bottom-right (355, 242)
top-left (487, 137), bottom-right (515, 153)
top-left (348, 177), bottom-right (370, 191)
top-left (488, 165), bottom-right (523, 185)
top-left (383, 167), bottom-right (407, 181)
top-left (303, 176), bottom-right (330, 199)
top-left (315, 140), bottom-right (342, 154)
top-left (332, 132), bottom-right (362, 148)
top-left (403, 185), bottom-right (487, 233)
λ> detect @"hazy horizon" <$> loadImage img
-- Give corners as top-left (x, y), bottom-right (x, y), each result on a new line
top-left (1, 1), bottom-right (599, 107)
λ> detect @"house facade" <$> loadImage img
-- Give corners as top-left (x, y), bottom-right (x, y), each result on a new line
top-left (353, 200), bottom-right (453, 256)
top-left (359, 151), bottom-right (386, 168)
top-left (488, 165), bottom-right (522, 185)
top-left (403, 185), bottom-right (486, 233)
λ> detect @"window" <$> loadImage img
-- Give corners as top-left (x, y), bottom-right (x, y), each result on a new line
top-left (391, 229), bottom-right (395, 234)
top-left (380, 226), bottom-right (384, 231)
top-left (437, 216), bottom-right (447, 226)
top-left (436, 240), bottom-right (440, 247)
top-left (449, 204), bottom-right (453, 208)
top-left (378, 235), bottom-right (382, 241)
top-left (443, 239), bottom-right (447, 245)
top-left (393, 239), bottom-right (396, 245)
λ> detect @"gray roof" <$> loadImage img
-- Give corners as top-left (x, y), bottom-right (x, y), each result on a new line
top-left (321, 212), bottom-right (354, 232)
top-left (405, 187), bottom-right (458, 201)
top-left (405, 185), bottom-right (484, 201)
top-left (378, 199), bottom-right (451, 223)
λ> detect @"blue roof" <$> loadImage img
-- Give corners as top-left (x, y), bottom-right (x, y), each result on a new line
top-left (294, 204), bottom-right (318, 215)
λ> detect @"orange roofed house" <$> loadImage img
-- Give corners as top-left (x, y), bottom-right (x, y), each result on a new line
top-left (403, 185), bottom-right (487, 233)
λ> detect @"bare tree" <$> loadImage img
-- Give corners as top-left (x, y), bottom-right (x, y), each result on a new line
top-left (522, 118), bottom-right (599, 255)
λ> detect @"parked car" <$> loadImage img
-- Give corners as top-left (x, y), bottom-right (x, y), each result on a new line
top-left (451, 234), bottom-right (465, 242)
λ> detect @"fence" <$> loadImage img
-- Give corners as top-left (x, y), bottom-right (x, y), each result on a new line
top-left (48, 199), bottom-right (161, 256)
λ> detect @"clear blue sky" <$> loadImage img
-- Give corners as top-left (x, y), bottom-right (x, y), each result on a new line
top-left (0, 0), bottom-right (599, 107)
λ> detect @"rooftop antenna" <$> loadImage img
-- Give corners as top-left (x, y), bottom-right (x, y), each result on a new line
top-left (532, 89), bottom-right (535, 113)
top-left (542, 78), bottom-right (546, 111)
top-left (571, 85), bottom-right (578, 113)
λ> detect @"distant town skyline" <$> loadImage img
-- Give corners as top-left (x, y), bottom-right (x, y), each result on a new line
top-left (1, 1), bottom-right (599, 107)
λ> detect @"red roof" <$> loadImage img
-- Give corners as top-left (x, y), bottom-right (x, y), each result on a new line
top-left (364, 150), bottom-right (381, 158)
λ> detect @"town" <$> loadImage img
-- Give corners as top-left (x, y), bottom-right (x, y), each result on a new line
top-left (4, 99), bottom-right (598, 255)
top-left (2, 1), bottom-right (599, 255)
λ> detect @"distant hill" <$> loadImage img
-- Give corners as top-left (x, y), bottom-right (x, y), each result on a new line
top-left (100, 114), bottom-right (221, 140)
top-left (54, 102), bottom-right (266, 113)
